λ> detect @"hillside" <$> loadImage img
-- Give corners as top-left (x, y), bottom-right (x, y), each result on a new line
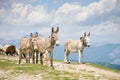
top-left (0, 55), bottom-right (120, 80)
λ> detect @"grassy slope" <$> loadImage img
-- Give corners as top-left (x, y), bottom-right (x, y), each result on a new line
top-left (0, 59), bottom-right (89, 80)
top-left (54, 59), bottom-right (120, 73)
top-left (0, 59), bottom-right (120, 80)
top-left (87, 62), bottom-right (120, 73)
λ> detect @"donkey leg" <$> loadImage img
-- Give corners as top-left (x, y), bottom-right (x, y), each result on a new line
top-left (36, 52), bottom-right (38, 64)
top-left (50, 52), bottom-right (54, 69)
top-left (26, 52), bottom-right (30, 63)
top-left (26, 54), bottom-right (30, 63)
top-left (19, 51), bottom-right (22, 64)
top-left (44, 50), bottom-right (48, 66)
top-left (40, 53), bottom-right (43, 65)
top-left (32, 52), bottom-right (35, 64)
top-left (64, 51), bottom-right (70, 64)
top-left (78, 50), bottom-right (81, 64)
top-left (81, 51), bottom-right (85, 64)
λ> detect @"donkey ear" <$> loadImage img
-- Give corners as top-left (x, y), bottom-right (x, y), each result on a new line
top-left (56, 27), bottom-right (59, 33)
top-left (52, 27), bottom-right (54, 33)
top-left (84, 32), bottom-right (86, 37)
top-left (30, 33), bottom-right (33, 37)
top-left (88, 32), bottom-right (90, 36)
top-left (35, 32), bottom-right (38, 37)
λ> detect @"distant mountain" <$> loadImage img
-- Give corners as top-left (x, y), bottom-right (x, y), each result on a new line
top-left (0, 32), bottom-right (44, 48)
top-left (0, 38), bottom-right (20, 48)
top-left (84, 44), bottom-right (120, 64)
top-left (93, 62), bottom-right (120, 70)
top-left (53, 43), bottom-right (120, 70)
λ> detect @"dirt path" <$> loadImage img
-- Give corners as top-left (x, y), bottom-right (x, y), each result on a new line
top-left (54, 62), bottom-right (120, 79)
top-left (0, 55), bottom-right (120, 80)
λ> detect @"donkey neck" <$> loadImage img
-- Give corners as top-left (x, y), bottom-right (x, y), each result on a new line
top-left (46, 36), bottom-right (55, 47)
top-left (80, 40), bottom-right (85, 50)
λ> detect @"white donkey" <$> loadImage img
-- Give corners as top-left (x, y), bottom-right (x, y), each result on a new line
top-left (64, 32), bottom-right (90, 64)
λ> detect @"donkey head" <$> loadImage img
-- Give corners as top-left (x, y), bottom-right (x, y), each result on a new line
top-left (83, 32), bottom-right (90, 47)
top-left (30, 33), bottom-right (38, 51)
top-left (51, 27), bottom-right (59, 46)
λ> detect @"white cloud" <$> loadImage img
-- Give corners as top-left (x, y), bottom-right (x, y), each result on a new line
top-left (27, 5), bottom-right (51, 24)
top-left (92, 20), bottom-right (120, 35)
top-left (0, 2), bottom-right (51, 25)
top-left (0, 0), bottom-right (119, 25)
top-left (0, 8), bottom-right (6, 19)
top-left (11, 3), bottom-right (31, 17)
top-left (53, 0), bottom-right (117, 24)
top-left (59, 17), bottom-right (120, 45)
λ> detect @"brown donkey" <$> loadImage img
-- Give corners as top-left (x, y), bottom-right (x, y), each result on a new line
top-left (34, 27), bottom-right (59, 69)
top-left (19, 33), bottom-right (38, 64)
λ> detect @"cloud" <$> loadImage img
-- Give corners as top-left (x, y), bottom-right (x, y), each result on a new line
top-left (0, 0), bottom-right (119, 25)
top-left (11, 3), bottom-right (31, 17)
top-left (27, 5), bottom-right (51, 24)
top-left (53, 0), bottom-right (117, 24)
top-left (58, 17), bottom-right (120, 45)
top-left (91, 18), bottom-right (120, 43)
top-left (0, 2), bottom-right (51, 25)
top-left (92, 19), bottom-right (120, 36)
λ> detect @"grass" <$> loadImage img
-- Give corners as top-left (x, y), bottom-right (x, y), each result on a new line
top-left (0, 58), bottom-right (119, 80)
top-left (87, 62), bottom-right (120, 73)
top-left (0, 58), bottom-right (94, 80)
top-left (55, 60), bottom-right (120, 73)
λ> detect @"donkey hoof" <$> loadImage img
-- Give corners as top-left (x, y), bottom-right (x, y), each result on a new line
top-left (51, 66), bottom-right (55, 70)
top-left (67, 62), bottom-right (70, 64)
top-left (82, 62), bottom-right (85, 64)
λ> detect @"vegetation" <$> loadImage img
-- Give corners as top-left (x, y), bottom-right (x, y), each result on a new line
top-left (0, 58), bottom-right (119, 80)
top-left (0, 59), bottom-right (94, 80)
top-left (88, 62), bottom-right (120, 73)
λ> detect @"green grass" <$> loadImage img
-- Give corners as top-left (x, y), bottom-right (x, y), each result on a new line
top-left (0, 58), bottom-right (119, 80)
top-left (0, 59), bottom-right (17, 69)
top-left (54, 60), bottom-right (120, 74)
top-left (87, 62), bottom-right (120, 73)
top-left (0, 59), bottom-right (94, 80)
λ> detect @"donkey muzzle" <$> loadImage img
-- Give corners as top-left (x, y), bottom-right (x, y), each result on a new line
top-left (56, 41), bottom-right (59, 46)
top-left (85, 45), bottom-right (90, 47)
top-left (88, 45), bottom-right (90, 47)
top-left (34, 46), bottom-right (38, 50)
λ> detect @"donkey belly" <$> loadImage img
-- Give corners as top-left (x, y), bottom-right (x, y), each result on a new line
top-left (68, 48), bottom-right (78, 53)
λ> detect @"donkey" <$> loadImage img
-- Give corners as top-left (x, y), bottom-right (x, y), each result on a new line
top-left (34, 27), bottom-right (59, 69)
top-left (64, 32), bottom-right (90, 64)
top-left (30, 32), bottom-right (39, 64)
top-left (19, 33), bottom-right (38, 64)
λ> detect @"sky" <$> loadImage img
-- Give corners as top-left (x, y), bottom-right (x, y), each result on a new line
top-left (0, 0), bottom-right (120, 46)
